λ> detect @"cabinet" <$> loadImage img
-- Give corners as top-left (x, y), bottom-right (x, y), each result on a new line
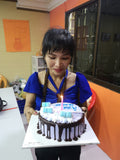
top-left (32, 56), bottom-right (47, 73)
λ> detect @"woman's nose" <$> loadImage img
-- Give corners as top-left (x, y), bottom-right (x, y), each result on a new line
top-left (55, 58), bottom-right (62, 66)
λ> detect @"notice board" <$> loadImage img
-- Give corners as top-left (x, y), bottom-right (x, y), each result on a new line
top-left (3, 19), bottom-right (31, 52)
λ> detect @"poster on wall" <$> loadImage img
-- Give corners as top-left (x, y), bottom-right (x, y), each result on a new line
top-left (3, 19), bottom-right (31, 52)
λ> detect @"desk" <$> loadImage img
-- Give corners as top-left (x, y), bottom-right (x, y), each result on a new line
top-left (0, 87), bottom-right (33, 160)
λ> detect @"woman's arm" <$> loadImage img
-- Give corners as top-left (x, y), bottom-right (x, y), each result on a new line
top-left (24, 92), bottom-right (38, 123)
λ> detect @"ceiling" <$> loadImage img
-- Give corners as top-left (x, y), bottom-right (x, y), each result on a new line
top-left (16, 0), bottom-right (66, 12)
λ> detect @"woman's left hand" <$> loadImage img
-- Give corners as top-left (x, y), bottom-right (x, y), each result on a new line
top-left (81, 106), bottom-right (88, 117)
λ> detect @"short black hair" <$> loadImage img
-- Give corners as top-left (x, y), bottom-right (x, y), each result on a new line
top-left (42, 28), bottom-right (75, 57)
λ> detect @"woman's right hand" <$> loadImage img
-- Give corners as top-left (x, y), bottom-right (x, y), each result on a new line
top-left (24, 106), bottom-right (38, 123)
top-left (24, 92), bottom-right (37, 123)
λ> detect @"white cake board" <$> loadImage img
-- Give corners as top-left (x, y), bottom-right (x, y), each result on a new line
top-left (22, 115), bottom-right (100, 148)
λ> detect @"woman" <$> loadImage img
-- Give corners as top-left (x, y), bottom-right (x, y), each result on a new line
top-left (24, 28), bottom-right (92, 160)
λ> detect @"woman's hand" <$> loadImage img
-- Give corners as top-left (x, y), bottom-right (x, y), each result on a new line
top-left (24, 106), bottom-right (38, 123)
top-left (24, 93), bottom-right (38, 123)
top-left (81, 106), bottom-right (88, 117)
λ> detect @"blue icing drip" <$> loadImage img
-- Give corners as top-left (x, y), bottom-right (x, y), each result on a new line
top-left (55, 103), bottom-right (61, 106)
top-left (63, 103), bottom-right (72, 109)
top-left (72, 105), bottom-right (77, 111)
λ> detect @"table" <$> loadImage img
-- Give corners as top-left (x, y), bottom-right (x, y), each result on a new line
top-left (0, 87), bottom-right (33, 160)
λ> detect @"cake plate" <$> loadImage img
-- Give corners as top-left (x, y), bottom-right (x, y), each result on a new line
top-left (22, 115), bottom-right (100, 148)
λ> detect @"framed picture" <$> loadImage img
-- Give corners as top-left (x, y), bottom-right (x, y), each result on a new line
top-left (101, 32), bottom-right (111, 41)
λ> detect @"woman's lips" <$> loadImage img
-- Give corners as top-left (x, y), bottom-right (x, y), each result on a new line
top-left (54, 68), bottom-right (63, 73)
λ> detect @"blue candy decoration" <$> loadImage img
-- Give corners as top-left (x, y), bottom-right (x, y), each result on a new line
top-left (42, 102), bottom-right (51, 107)
top-left (47, 107), bottom-right (53, 113)
top-left (66, 112), bottom-right (72, 118)
top-left (43, 107), bottom-right (53, 113)
top-left (60, 111), bottom-right (66, 117)
top-left (43, 107), bottom-right (47, 113)
top-left (60, 111), bottom-right (72, 118)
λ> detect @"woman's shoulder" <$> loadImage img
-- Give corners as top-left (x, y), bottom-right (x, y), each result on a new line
top-left (24, 72), bottom-right (42, 93)
top-left (67, 71), bottom-right (89, 87)
top-left (67, 71), bottom-right (87, 82)
top-left (76, 72), bottom-right (91, 89)
top-left (67, 71), bottom-right (76, 81)
top-left (28, 72), bottom-right (38, 81)
top-left (66, 71), bottom-right (76, 89)
top-left (76, 72), bottom-right (87, 81)
top-left (38, 70), bottom-right (46, 85)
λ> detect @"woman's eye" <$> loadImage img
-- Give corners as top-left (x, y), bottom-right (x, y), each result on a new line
top-left (62, 57), bottom-right (69, 60)
top-left (49, 56), bottom-right (56, 59)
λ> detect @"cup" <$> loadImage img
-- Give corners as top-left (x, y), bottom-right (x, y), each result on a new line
top-left (0, 97), bottom-right (7, 111)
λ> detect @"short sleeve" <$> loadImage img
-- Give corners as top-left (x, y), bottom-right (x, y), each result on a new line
top-left (24, 72), bottom-right (42, 96)
top-left (76, 72), bottom-right (92, 104)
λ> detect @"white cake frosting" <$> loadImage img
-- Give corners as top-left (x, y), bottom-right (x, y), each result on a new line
top-left (40, 102), bottom-right (83, 123)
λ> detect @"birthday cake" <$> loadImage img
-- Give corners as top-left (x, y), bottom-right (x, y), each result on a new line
top-left (37, 102), bottom-right (86, 142)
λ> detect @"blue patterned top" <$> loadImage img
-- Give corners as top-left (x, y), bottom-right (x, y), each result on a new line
top-left (24, 71), bottom-right (92, 111)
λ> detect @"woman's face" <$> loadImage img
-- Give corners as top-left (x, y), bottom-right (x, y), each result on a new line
top-left (45, 51), bottom-right (71, 78)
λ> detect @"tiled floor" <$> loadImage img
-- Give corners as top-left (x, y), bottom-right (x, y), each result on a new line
top-left (81, 145), bottom-right (111, 160)
top-left (21, 114), bottom-right (111, 160)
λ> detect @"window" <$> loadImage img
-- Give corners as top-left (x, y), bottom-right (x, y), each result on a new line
top-left (65, 0), bottom-right (120, 93)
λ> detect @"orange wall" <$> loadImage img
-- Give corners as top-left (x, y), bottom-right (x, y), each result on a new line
top-left (50, 4), bottom-right (65, 28)
top-left (50, 0), bottom-right (120, 160)
top-left (50, 0), bottom-right (90, 28)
